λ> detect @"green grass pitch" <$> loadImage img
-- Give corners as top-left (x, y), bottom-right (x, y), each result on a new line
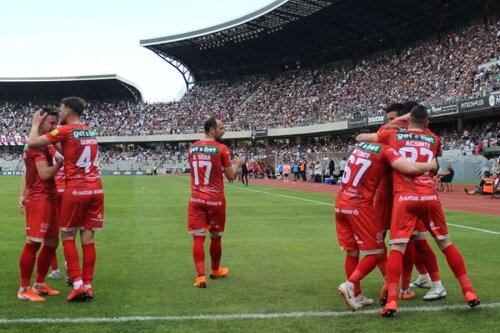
top-left (0, 175), bottom-right (499, 332)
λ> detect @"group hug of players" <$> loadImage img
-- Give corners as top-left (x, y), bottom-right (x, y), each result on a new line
top-left (335, 102), bottom-right (481, 317)
top-left (17, 98), bottom-right (481, 318)
top-left (17, 97), bottom-right (103, 302)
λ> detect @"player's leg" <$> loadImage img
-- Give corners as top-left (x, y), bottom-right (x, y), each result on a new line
top-left (335, 207), bottom-right (363, 311)
top-left (80, 191), bottom-right (104, 300)
top-left (400, 238), bottom-right (415, 300)
top-left (428, 202), bottom-right (480, 307)
top-left (208, 200), bottom-right (229, 279)
top-left (60, 189), bottom-right (87, 301)
top-left (33, 201), bottom-right (60, 296)
top-left (344, 206), bottom-right (385, 307)
top-left (381, 196), bottom-right (416, 317)
top-left (188, 200), bottom-right (208, 287)
top-left (18, 198), bottom-right (47, 302)
top-left (18, 239), bottom-right (44, 302)
top-left (49, 189), bottom-right (64, 281)
top-left (411, 235), bottom-right (432, 289)
top-left (48, 255), bottom-right (61, 280)
top-left (33, 237), bottom-right (60, 297)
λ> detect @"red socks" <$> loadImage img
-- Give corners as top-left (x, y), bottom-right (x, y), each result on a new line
top-left (377, 245), bottom-right (387, 278)
top-left (415, 239), bottom-right (440, 281)
top-left (386, 250), bottom-right (404, 303)
top-left (63, 239), bottom-right (82, 282)
top-left (82, 243), bottom-right (96, 285)
top-left (35, 245), bottom-right (57, 284)
top-left (344, 255), bottom-right (361, 295)
top-left (210, 236), bottom-right (222, 271)
top-left (401, 240), bottom-right (415, 289)
top-left (50, 255), bottom-right (59, 271)
top-left (19, 242), bottom-right (41, 288)
top-left (348, 254), bottom-right (381, 285)
top-left (442, 244), bottom-right (473, 295)
top-left (193, 236), bottom-right (206, 276)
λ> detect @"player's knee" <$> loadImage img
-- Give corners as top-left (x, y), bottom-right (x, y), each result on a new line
top-left (346, 249), bottom-right (359, 257)
top-left (44, 238), bottom-right (59, 248)
top-left (390, 243), bottom-right (406, 253)
top-left (436, 238), bottom-right (452, 251)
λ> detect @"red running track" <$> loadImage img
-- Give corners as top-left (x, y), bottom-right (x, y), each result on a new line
top-left (244, 179), bottom-right (500, 217)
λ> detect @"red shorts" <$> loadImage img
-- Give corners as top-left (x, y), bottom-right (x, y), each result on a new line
top-left (60, 187), bottom-right (104, 232)
top-left (335, 204), bottom-right (385, 255)
top-left (25, 197), bottom-right (58, 242)
top-left (390, 193), bottom-right (448, 244)
top-left (412, 220), bottom-right (427, 238)
top-left (55, 188), bottom-right (64, 221)
top-left (188, 196), bottom-right (226, 236)
top-left (373, 188), bottom-right (393, 232)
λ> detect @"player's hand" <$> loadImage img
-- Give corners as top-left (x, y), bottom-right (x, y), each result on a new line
top-left (232, 157), bottom-right (245, 167)
top-left (19, 196), bottom-right (25, 215)
top-left (32, 109), bottom-right (48, 126)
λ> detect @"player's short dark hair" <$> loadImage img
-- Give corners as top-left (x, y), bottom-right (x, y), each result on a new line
top-left (204, 117), bottom-right (217, 134)
top-left (409, 105), bottom-right (428, 125)
top-left (401, 101), bottom-right (420, 116)
top-left (484, 170), bottom-right (491, 177)
top-left (41, 107), bottom-right (58, 118)
top-left (385, 103), bottom-right (403, 114)
top-left (61, 97), bottom-right (86, 116)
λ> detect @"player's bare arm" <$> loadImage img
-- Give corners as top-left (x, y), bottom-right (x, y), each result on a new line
top-left (391, 157), bottom-right (438, 175)
top-left (392, 113), bottom-right (411, 123)
top-left (28, 109), bottom-right (52, 149)
top-left (224, 157), bottom-right (245, 180)
top-left (18, 175), bottom-right (26, 215)
top-left (355, 133), bottom-right (378, 143)
top-left (35, 160), bottom-right (63, 181)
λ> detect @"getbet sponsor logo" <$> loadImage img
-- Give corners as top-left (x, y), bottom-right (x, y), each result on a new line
top-left (190, 146), bottom-right (219, 154)
top-left (396, 132), bottom-right (436, 144)
top-left (358, 142), bottom-right (381, 154)
top-left (72, 129), bottom-right (96, 139)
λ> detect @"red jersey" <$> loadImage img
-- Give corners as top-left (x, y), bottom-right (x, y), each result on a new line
top-left (375, 120), bottom-right (439, 195)
top-left (337, 142), bottom-right (401, 206)
top-left (378, 129), bottom-right (441, 194)
top-left (48, 145), bottom-right (66, 191)
top-left (23, 144), bottom-right (56, 200)
top-left (45, 124), bottom-right (101, 188)
top-left (188, 140), bottom-right (231, 199)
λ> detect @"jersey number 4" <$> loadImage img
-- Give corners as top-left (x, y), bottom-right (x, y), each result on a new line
top-left (341, 155), bottom-right (372, 186)
top-left (192, 161), bottom-right (212, 185)
top-left (76, 146), bottom-right (98, 173)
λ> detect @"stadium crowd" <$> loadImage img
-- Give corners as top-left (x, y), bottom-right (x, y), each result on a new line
top-left (1, 20), bottom-right (500, 137)
top-left (2, 120), bottom-right (499, 173)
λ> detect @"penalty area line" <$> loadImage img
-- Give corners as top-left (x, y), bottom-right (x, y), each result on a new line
top-left (236, 187), bottom-right (500, 235)
top-left (0, 302), bottom-right (498, 325)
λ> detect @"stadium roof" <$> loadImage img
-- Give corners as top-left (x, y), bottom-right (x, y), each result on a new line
top-left (0, 74), bottom-right (142, 102)
top-left (140, 0), bottom-right (497, 85)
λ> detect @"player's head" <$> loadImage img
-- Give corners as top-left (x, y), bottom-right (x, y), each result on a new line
top-left (401, 101), bottom-right (420, 116)
top-left (39, 108), bottom-right (58, 134)
top-left (484, 170), bottom-right (491, 178)
top-left (204, 117), bottom-right (225, 142)
top-left (408, 105), bottom-right (428, 129)
top-left (59, 97), bottom-right (86, 124)
top-left (385, 103), bottom-right (403, 122)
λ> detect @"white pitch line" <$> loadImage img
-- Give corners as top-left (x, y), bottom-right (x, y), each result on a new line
top-left (236, 186), bottom-right (500, 235)
top-left (235, 186), bottom-right (332, 206)
top-left (0, 302), bottom-right (498, 325)
top-left (447, 223), bottom-right (500, 235)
